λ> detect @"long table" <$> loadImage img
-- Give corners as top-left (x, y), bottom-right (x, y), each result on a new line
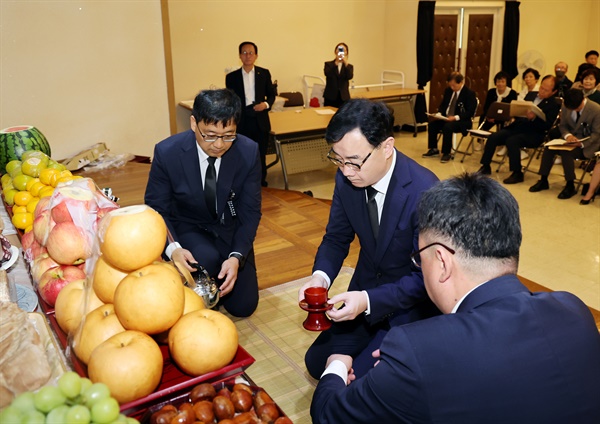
top-left (350, 87), bottom-right (425, 137)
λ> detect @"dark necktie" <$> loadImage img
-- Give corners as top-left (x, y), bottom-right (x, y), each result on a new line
top-left (205, 157), bottom-right (217, 218)
top-left (448, 92), bottom-right (458, 116)
top-left (576, 111), bottom-right (581, 122)
top-left (366, 186), bottom-right (379, 240)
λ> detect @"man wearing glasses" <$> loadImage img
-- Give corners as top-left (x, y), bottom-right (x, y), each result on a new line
top-left (226, 41), bottom-right (276, 187)
top-left (298, 99), bottom-right (440, 380)
top-left (145, 89), bottom-right (261, 317)
top-left (311, 173), bottom-right (600, 423)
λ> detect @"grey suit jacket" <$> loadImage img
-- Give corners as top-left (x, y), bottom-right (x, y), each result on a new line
top-left (559, 99), bottom-right (600, 158)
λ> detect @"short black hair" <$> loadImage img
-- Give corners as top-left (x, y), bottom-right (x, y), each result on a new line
top-left (585, 50), bottom-right (599, 59)
top-left (325, 99), bottom-right (394, 147)
top-left (563, 88), bottom-right (585, 110)
top-left (192, 89), bottom-right (241, 127)
top-left (494, 71), bottom-right (511, 83)
top-left (418, 173), bottom-right (521, 261)
top-left (335, 42), bottom-right (349, 54)
top-left (447, 72), bottom-right (464, 84)
top-left (541, 74), bottom-right (557, 91)
top-left (239, 41), bottom-right (258, 55)
top-left (581, 67), bottom-right (600, 83)
top-left (522, 68), bottom-right (540, 80)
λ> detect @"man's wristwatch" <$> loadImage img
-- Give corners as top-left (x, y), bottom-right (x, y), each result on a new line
top-left (228, 253), bottom-right (245, 268)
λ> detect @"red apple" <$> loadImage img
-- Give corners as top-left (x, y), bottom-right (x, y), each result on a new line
top-left (33, 209), bottom-right (54, 245)
top-left (96, 206), bottom-right (118, 224)
top-left (31, 253), bottom-right (60, 284)
top-left (20, 230), bottom-right (35, 251)
top-left (46, 222), bottom-right (92, 265)
top-left (33, 196), bottom-right (51, 219)
top-left (29, 240), bottom-right (48, 261)
top-left (38, 264), bottom-right (87, 306)
top-left (51, 186), bottom-right (96, 224)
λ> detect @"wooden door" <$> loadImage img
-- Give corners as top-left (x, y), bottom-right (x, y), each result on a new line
top-left (464, 14), bottom-right (494, 116)
top-left (429, 15), bottom-right (458, 113)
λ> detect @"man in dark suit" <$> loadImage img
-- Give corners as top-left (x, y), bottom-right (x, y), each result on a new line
top-left (323, 42), bottom-right (354, 108)
top-left (478, 75), bottom-right (561, 184)
top-left (226, 41), bottom-right (276, 187)
top-left (311, 173), bottom-right (600, 424)
top-left (145, 89), bottom-right (261, 317)
top-left (530, 88), bottom-right (600, 199)
top-left (423, 72), bottom-right (477, 163)
top-left (299, 99), bottom-right (440, 380)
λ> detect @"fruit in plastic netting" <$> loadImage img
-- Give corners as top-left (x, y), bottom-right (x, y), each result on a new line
top-left (87, 330), bottom-right (163, 404)
top-left (39, 168), bottom-right (60, 186)
top-left (12, 173), bottom-right (33, 191)
top-left (92, 255), bottom-right (128, 304)
top-left (98, 205), bottom-right (167, 272)
top-left (55, 279), bottom-right (104, 335)
top-left (5, 159), bottom-right (22, 175)
top-left (113, 262), bottom-right (184, 334)
top-left (46, 221), bottom-right (92, 265)
top-left (21, 157), bottom-right (47, 178)
top-left (50, 185), bottom-right (95, 224)
top-left (168, 309), bottom-right (239, 376)
top-left (73, 303), bottom-right (126, 364)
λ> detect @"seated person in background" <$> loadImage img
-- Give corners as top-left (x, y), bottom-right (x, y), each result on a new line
top-left (517, 67), bottom-right (541, 100)
top-left (575, 49), bottom-right (599, 82)
top-left (300, 99), bottom-right (440, 380)
top-left (422, 72), bottom-right (477, 163)
top-left (580, 155), bottom-right (600, 205)
top-left (529, 88), bottom-right (600, 199)
top-left (573, 68), bottom-right (600, 104)
top-left (310, 172), bottom-right (600, 424)
top-left (323, 43), bottom-right (354, 108)
top-left (145, 89), bottom-right (261, 318)
top-left (554, 61), bottom-right (573, 98)
top-left (479, 70), bottom-right (518, 131)
top-left (478, 75), bottom-right (560, 184)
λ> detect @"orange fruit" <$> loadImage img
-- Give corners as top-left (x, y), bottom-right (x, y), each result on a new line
top-left (26, 177), bottom-right (40, 192)
top-left (29, 181), bottom-right (46, 197)
top-left (12, 205), bottom-right (27, 215)
top-left (14, 191), bottom-right (33, 206)
top-left (39, 186), bottom-right (55, 198)
top-left (26, 198), bottom-right (40, 214)
top-left (11, 212), bottom-right (33, 230)
top-left (39, 168), bottom-right (60, 186)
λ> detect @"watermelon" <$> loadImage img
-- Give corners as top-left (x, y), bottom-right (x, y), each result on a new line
top-left (0, 126), bottom-right (51, 174)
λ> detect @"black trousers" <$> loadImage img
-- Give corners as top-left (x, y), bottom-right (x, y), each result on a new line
top-left (539, 147), bottom-right (586, 182)
top-left (481, 128), bottom-right (545, 172)
top-left (238, 115), bottom-right (268, 184)
top-left (427, 119), bottom-right (470, 154)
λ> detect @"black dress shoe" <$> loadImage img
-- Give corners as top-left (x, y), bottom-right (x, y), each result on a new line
top-left (529, 180), bottom-right (549, 192)
top-left (557, 185), bottom-right (577, 199)
top-left (422, 148), bottom-right (440, 158)
top-left (440, 154), bottom-right (452, 163)
top-left (261, 180), bottom-right (269, 187)
top-left (503, 172), bottom-right (524, 184)
top-left (477, 165), bottom-right (492, 175)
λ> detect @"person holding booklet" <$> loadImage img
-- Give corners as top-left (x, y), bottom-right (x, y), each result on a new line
top-left (478, 75), bottom-right (560, 184)
top-left (529, 88), bottom-right (600, 199)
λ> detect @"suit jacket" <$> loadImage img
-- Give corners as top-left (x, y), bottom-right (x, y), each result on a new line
top-left (323, 60), bottom-right (354, 102)
top-left (144, 130), bottom-right (262, 259)
top-left (559, 99), bottom-right (600, 158)
top-left (225, 66), bottom-right (276, 133)
top-left (311, 275), bottom-right (600, 424)
top-left (508, 91), bottom-right (561, 135)
top-left (313, 150), bottom-right (439, 326)
top-left (437, 86), bottom-right (478, 123)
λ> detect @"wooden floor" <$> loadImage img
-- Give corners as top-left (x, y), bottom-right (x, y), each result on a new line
top-left (80, 162), bottom-right (600, 328)
top-left (79, 162), bottom-right (360, 289)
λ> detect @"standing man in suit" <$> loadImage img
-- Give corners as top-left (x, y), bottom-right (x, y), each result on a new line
top-left (226, 41), bottom-right (276, 187)
top-left (311, 173), bottom-right (600, 424)
top-left (422, 72), bottom-right (477, 163)
top-left (529, 88), bottom-right (600, 199)
top-left (323, 42), bottom-right (354, 108)
top-left (145, 89), bottom-right (261, 317)
top-left (478, 75), bottom-right (560, 184)
top-left (299, 99), bottom-right (440, 380)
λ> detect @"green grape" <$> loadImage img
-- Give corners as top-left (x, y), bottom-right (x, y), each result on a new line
top-left (110, 413), bottom-right (129, 424)
top-left (83, 382), bottom-right (110, 408)
top-left (9, 391), bottom-right (35, 413)
top-left (90, 397), bottom-right (120, 424)
top-left (20, 409), bottom-right (45, 424)
top-left (58, 371), bottom-right (82, 398)
top-left (65, 404), bottom-right (92, 424)
top-left (80, 377), bottom-right (93, 395)
top-left (46, 404), bottom-right (70, 424)
top-left (125, 417), bottom-right (140, 424)
top-left (0, 405), bottom-right (23, 424)
top-left (32, 385), bottom-right (66, 413)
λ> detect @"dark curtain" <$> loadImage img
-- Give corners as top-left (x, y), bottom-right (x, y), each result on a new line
top-left (501, 1), bottom-right (520, 87)
top-left (415, 1), bottom-right (436, 123)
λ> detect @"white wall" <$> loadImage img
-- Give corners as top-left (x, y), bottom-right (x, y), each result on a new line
top-left (0, 0), bottom-right (170, 160)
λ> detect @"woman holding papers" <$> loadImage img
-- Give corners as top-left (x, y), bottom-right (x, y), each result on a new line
top-left (529, 88), bottom-right (600, 199)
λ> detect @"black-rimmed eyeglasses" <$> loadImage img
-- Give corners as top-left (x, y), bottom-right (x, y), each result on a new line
top-left (196, 126), bottom-right (237, 143)
top-left (410, 242), bottom-right (456, 268)
top-left (327, 148), bottom-right (374, 171)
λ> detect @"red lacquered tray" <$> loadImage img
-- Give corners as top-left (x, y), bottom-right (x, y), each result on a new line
top-left (46, 314), bottom-right (255, 416)
top-left (135, 380), bottom-right (289, 423)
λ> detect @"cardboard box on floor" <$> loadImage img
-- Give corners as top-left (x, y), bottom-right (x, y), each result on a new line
top-left (60, 142), bottom-right (107, 171)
